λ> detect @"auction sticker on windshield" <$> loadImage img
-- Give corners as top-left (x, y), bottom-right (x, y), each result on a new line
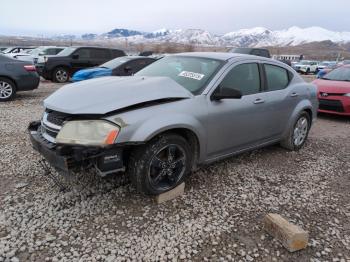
top-left (179, 71), bottom-right (205, 80)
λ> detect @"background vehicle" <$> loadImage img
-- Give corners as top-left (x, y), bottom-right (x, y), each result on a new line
top-left (293, 60), bottom-right (318, 74)
top-left (229, 48), bottom-right (271, 58)
top-left (316, 62), bottom-right (339, 79)
top-left (0, 54), bottom-right (40, 101)
top-left (11, 46), bottom-right (65, 63)
top-left (0, 47), bottom-right (9, 52)
top-left (36, 46), bottom-right (126, 83)
top-left (1, 46), bottom-right (36, 54)
top-left (313, 65), bottom-right (350, 116)
top-left (29, 52), bottom-right (317, 195)
top-left (72, 56), bottom-right (157, 81)
top-left (317, 61), bottom-right (337, 72)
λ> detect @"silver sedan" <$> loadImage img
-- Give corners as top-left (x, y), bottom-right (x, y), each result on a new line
top-left (29, 52), bottom-right (318, 194)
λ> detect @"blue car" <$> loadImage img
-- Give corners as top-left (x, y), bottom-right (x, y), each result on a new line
top-left (72, 56), bottom-right (157, 82)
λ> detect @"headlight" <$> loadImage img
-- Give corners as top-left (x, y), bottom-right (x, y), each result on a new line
top-left (56, 120), bottom-right (120, 146)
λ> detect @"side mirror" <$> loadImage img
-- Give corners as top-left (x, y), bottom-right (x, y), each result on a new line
top-left (72, 54), bottom-right (79, 59)
top-left (211, 86), bottom-right (242, 100)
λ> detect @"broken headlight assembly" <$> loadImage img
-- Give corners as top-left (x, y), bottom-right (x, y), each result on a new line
top-left (56, 120), bottom-right (120, 146)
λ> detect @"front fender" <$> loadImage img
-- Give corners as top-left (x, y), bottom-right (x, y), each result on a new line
top-left (115, 113), bottom-right (207, 160)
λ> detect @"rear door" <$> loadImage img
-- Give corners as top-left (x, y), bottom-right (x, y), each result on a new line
top-left (70, 48), bottom-right (92, 73)
top-left (260, 63), bottom-right (300, 138)
top-left (89, 48), bottom-right (110, 66)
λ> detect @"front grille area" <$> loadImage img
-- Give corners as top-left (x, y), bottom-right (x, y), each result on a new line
top-left (319, 99), bottom-right (344, 112)
top-left (41, 110), bottom-right (72, 143)
top-left (46, 110), bottom-right (71, 126)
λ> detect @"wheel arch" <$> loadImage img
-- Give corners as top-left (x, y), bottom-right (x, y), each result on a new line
top-left (148, 127), bottom-right (201, 169)
top-left (0, 75), bottom-right (17, 89)
top-left (282, 99), bottom-right (314, 138)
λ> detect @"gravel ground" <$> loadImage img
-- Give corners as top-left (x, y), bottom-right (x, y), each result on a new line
top-left (0, 77), bottom-right (349, 262)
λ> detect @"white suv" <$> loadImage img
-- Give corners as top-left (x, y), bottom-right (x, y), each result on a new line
top-left (293, 60), bottom-right (318, 74)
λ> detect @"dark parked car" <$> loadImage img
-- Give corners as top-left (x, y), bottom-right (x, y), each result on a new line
top-left (36, 46), bottom-right (126, 83)
top-left (0, 54), bottom-right (40, 101)
top-left (72, 56), bottom-right (157, 82)
top-left (230, 48), bottom-right (271, 58)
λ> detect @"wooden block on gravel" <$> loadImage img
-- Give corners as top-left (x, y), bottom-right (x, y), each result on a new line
top-left (263, 213), bottom-right (308, 252)
top-left (155, 183), bottom-right (185, 204)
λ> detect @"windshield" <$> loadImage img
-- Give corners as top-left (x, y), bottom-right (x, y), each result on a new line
top-left (135, 56), bottom-right (223, 94)
top-left (56, 47), bottom-right (76, 56)
top-left (322, 67), bottom-right (350, 81)
top-left (1, 48), bottom-right (12, 53)
top-left (300, 61), bottom-right (311, 65)
top-left (100, 56), bottom-right (131, 69)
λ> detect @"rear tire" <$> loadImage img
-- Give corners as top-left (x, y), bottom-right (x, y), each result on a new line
top-left (128, 133), bottom-right (193, 195)
top-left (0, 77), bottom-right (16, 102)
top-left (52, 67), bottom-right (69, 83)
top-left (280, 111), bottom-right (311, 151)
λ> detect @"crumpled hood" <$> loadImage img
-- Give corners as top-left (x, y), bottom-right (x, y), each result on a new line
top-left (72, 67), bottom-right (112, 82)
top-left (44, 76), bottom-right (193, 115)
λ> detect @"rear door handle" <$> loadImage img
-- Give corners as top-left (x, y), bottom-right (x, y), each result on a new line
top-left (290, 92), bottom-right (298, 97)
top-left (253, 98), bottom-right (265, 104)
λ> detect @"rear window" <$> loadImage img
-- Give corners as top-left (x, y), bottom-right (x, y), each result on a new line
top-left (90, 49), bottom-right (110, 59)
top-left (265, 64), bottom-right (290, 91)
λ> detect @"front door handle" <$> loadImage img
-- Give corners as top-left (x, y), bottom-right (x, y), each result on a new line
top-left (290, 92), bottom-right (298, 97)
top-left (253, 98), bottom-right (265, 104)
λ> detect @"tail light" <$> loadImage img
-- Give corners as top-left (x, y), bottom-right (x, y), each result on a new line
top-left (24, 65), bottom-right (36, 72)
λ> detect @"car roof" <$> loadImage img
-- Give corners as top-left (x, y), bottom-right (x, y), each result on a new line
top-left (172, 52), bottom-right (268, 61)
top-left (69, 46), bottom-right (124, 50)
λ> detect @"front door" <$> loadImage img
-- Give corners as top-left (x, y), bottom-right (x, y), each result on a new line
top-left (206, 62), bottom-right (270, 158)
top-left (70, 48), bottom-right (92, 73)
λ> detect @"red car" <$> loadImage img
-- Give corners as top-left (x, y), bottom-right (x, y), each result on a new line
top-left (313, 65), bottom-right (350, 116)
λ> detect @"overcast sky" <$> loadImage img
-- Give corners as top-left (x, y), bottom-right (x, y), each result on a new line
top-left (1, 0), bottom-right (350, 36)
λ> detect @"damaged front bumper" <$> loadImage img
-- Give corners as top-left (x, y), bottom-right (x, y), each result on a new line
top-left (28, 121), bottom-right (125, 176)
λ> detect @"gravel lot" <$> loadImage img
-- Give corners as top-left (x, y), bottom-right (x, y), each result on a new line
top-left (0, 77), bottom-right (349, 262)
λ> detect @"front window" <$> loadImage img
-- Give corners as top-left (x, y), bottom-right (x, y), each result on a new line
top-left (322, 67), bottom-right (350, 81)
top-left (219, 63), bottom-right (260, 96)
top-left (135, 56), bottom-right (223, 94)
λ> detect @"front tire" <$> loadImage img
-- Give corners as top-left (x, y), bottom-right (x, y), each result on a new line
top-left (128, 133), bottom-right (193, 195)
top-left (0, 77), bottom-right (16, 102)
top-left (280, 111), bottom-right (311, 151)
top-left (53, 67), bottom-right (69, 83)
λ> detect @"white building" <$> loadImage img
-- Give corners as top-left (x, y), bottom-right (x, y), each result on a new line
top-left (272, 54), bottom-right (301, 61)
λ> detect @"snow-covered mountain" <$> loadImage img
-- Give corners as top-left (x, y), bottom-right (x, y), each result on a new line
top-left (79, 27), bottom-right (350, 47)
